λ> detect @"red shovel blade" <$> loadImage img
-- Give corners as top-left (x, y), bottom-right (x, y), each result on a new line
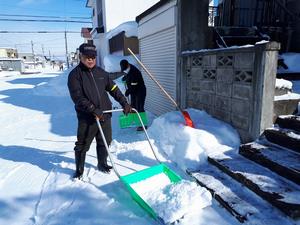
top-left (182, 111), bottom-right (195, 128)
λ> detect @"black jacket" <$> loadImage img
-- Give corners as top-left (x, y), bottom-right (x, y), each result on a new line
top-left (68, 62), bottom-right (128, 120)
top-left (122, 64), bottom-right (146, 97)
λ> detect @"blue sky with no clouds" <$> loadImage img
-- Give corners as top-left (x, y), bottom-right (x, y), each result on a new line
top-left (0, 0), bottom-right (91, 58)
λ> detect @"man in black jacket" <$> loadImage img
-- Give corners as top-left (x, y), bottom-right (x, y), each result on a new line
top-left (120, 60), bottom-right (146, 131)
top-left (68, 43), bottom-right (131, 179)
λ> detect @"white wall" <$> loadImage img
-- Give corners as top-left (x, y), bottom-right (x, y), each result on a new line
top-left (91, 0), bottom-right (160, 69)
top-left (138, 1), bottom-right (177, 115)
top-left (103, 0), bottom-right (159, 32)
top-left (0, 49), bottom-right (8, 58)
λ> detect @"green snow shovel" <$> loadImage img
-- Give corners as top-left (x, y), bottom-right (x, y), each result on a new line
top-left (96, 108), bottom-right (181, 224)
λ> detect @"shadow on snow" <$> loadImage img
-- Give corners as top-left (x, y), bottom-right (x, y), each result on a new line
top-left (0, 75), bottom-right (76, 136)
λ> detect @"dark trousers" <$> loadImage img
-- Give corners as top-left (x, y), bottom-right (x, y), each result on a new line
top-left (74, 118), bottom-right (112, 166)
top-left (131, 89), bottom-right (146, 112)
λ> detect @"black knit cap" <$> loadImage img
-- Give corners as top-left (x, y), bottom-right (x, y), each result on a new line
top-left (120, 59), bottom-right (129, 72)
top-left (79, 43), bottom-right (97, 57)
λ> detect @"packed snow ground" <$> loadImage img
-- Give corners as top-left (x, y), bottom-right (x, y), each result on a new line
top-left (0, 67), bottom-right (298, 225)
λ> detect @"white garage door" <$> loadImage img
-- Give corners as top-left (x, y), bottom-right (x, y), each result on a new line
top-left (140, 26), bottom-right (177, 116)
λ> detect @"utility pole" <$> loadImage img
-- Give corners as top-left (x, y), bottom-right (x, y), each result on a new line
top-left (31, 40), bottom-right (35, 69)
top-left (41, 44), bottom-right (45, 56)
top-left (41, 44), bottom-right (45, 68)
top-left (64, 31), bottom-right (70, 69)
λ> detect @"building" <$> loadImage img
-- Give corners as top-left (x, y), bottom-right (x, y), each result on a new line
top-left (136, 0), bottom-right (210, 115)
top-left (85, 0), bottom-right (159, 68)
top-left (0, 47), bottom-right (18, 58)
top-left (136, 0), bottom-right (284, 142)
top-left (213, 0), bottom-right (300, 52)
top-left (0, 47), bottom-right (23, 72)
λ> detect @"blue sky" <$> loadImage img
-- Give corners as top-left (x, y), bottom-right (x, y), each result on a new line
top-left (0, 0), bottom-right (91, 59)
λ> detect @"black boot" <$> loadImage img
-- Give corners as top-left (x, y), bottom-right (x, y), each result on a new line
top-left (73, 151), bottom-right (86, 179)
top-left (97, 158), bottom-right (112, 174)
top-left (96, 146), bottom-right (112, 173)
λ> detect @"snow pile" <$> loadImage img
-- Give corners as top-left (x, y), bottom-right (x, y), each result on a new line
top-left (131, 173), bottom-right (212, 223)
top-left (103, 54), bottom-right (140, 73)
top-left (274, 92), bottom-right (300, 101)
top-left (106, 21), bottom-right (138, 40)
top-left (148, 109), bottom-right (240, 170)
top-left (276, 78), bottom-right (292, 90)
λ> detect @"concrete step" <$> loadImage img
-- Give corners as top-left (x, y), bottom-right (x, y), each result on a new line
top-left (239, 142), bottom-right (300, 185)
top-left (187, 164), bottom-right (296, 224)
top-left (276, 115), bottom-right (300, 133)
top-left (208, 153), bottom-right (300, 219)
top-left (264, 128), bottom-right (300, 154)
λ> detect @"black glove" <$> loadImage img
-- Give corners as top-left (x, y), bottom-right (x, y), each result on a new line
top-left (123, 104), bottom-right (132, 116)
top-left (93, 108), bottom-right (104, 121)
top-left (125, 89), bottom-right (130, 97)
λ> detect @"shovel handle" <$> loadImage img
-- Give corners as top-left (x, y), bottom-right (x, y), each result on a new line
top-left (96, 108), bottom-right (161, 178)
top-left (127, 48), bottom-right (181, 111)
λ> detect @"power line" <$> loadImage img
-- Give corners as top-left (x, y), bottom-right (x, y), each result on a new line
top-left (0, 18), bottom-right (91, 23)
top-left (0, 13), bottom-right (91, 20)
top-left (0, 31), bottom-right (80, 33)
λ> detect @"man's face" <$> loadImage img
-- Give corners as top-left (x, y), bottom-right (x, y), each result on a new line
top-left (80, 54), bottom-right (96, 69)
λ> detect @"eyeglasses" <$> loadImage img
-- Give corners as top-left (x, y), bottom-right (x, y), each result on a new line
top-left (82, 55), bottom-right (96, 60)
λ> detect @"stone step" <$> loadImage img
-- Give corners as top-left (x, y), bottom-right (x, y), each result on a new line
top-left (264, 128), bottom-right (300, 154)
top-left (187, 165), bottom-right (295, 225)
top-left (276, 115), bottom-right (300, 133)
top-left (208, 153), bottom-right (300, 219)
top-left (239, 142), bottom-right (300, 185)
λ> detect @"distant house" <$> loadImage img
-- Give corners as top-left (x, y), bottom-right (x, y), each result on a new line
top-left (18, 53), bottom-right (46, 70)
top-left (0, 47), bottom-right (18, 58)
top-left (85, 0), bottom-right (159, 68)
top-left (0, 58), bottom-right (23, 72)
top-left (81, 27), bottom-right (93, 44)
top-left (0, 47), bottom-right (23, 72)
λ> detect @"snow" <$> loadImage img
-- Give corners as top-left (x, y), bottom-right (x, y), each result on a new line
top-left (105, 21), bottom-right (138, 40)
top-left (0, 67), bottom-right (242, 225)
top-left (0, 67), bottom-right (298, 225)
top-left (275, 78), bottom-right (292, 90)
top-left (132, 176), bottom-right (212, 223)
top-left (181, 42), bottom-right (268, 55)
top-left (274, 92), bottom-right (300, 101)
top-left (148, 109), bottom-right (240, 170)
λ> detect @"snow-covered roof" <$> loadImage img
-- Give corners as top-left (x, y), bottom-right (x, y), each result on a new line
top-left (0, 57), bottom-right (22, 61)
top-left (105, 21), bottom-right (138, 40)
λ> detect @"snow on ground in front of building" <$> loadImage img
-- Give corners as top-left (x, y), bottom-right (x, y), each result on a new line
top-left (1, 67), bottom-right (296, 225)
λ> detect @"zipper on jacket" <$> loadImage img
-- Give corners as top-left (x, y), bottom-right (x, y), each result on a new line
top-left (89, 70), bottom-right (102, 108)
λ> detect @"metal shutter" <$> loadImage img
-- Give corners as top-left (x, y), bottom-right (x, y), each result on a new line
top-left (140, 26), bottom-right (177, 116)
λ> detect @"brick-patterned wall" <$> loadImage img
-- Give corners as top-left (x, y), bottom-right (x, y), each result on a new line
top-left (183, 42), bottom-right (280, 142)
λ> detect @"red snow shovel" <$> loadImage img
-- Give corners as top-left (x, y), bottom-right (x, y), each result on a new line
top-left (128, 48), bottom-right (195, 128)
